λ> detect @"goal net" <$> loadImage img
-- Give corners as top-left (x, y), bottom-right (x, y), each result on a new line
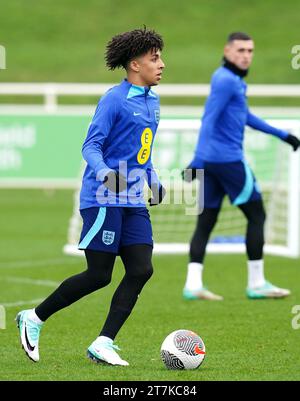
top-left (63, 117), bottom-right (300, 258)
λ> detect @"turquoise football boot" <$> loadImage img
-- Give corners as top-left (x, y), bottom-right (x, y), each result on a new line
top-left (87, 336), bottom-right (129, 366)
top-left (246, 281), bottom-right (291, 299)
top-left (16, 309), bottom-right (43, 362)
top-left (183, 287), bottom-right (223, 301)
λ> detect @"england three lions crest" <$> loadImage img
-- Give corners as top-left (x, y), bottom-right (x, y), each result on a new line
top-left (102, 230), bottom-right (115, 245)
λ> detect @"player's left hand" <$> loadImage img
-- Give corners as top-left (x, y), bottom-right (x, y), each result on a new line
top-left (284, 134), bottom-right (300, 151)
top-left (148, 184), bottom-right (166, 206)
top-left (103, 171), bottom-right (127, 193)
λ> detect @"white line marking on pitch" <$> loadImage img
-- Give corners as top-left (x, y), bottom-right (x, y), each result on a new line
top-left (2, 299), bottom-right (45, 307)
top-left (0, 257), bottom-right (80, 269)
top-left (3, 276), bottom-right (59, 287)
top-left (0, 277), bottom-right (59, 307)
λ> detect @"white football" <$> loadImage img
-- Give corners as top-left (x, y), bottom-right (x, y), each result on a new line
top-left (160, 329), bottom-right (206, 370)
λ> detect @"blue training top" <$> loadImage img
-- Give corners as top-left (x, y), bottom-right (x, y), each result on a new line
top-left (80, 79), bottom-right (161, 209)
top-left (190, 66), bottom-right (288, 167)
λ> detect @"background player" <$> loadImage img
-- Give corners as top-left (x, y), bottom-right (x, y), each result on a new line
top-left (182, 32), bottom-right (300, 301)
top-left (16, 27), bottom-right (165, 366)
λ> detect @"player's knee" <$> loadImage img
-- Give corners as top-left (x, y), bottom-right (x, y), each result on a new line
top-left (259, 209), bottom-right (266, 226)
top-left (198, 209), bottom-right (219, 232)
top-left (206, 213), bottom-right (219, 229)
top-left (130, 263), bottom-right (153, 284)
top-left (240, 201), bottom-right (266, 226)
top-left (250, 207), bottom-right (266, 226)
top-left (98, 275), bottom-right (112, 288)
top-left (86, 269), bottom-right (112, 289)
top-left (139, 263), bottom-right (154, 282)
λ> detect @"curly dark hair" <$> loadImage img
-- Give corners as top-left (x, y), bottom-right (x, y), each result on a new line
top-left (105, 27), bottom-right (164, 70)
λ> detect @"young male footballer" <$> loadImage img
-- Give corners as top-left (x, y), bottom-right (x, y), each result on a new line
top-left (16, 27), bottom-right (165, 366)
top-left (182, 32), bottom-right (300, 301)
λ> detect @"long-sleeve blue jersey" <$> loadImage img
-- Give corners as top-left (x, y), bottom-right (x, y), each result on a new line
top-left (190, 66), bottom-right (289, 166)
top-left (80, 79), bottom-right (161, 209)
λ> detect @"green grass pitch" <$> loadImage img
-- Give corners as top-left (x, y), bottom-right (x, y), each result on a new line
top-left (1, 0), bottom-right (300, 86)
top-left (0, 189), bottom-right (300, 381)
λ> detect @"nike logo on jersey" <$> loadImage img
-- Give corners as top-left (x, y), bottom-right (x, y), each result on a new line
top-left (133, 112), bottom-right (142, 116)
top-left (24, 322), bottom-right (35, 351)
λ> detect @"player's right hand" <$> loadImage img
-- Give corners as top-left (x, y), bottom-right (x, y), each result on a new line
top-left (103, 171), bottom-right (127, 193)
top-left (181, 167), bottom-right (197, 182)
top-left (284, 134), bottom-right (300, 151)
top-left (148, 184), bottom-right (166, 206)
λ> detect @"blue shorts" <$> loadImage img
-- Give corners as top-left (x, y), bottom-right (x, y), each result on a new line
top-left (78, 207), bottom-right (153, 254)
top-left (202, 160), bottom-right (262, 209)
